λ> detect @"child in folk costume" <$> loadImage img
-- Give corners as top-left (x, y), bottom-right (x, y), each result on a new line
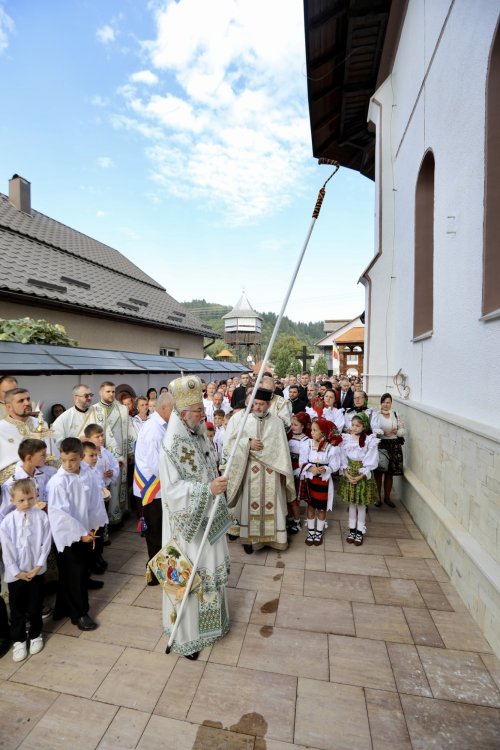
top-left (299, 417), bottom-right (342, 547)
top-left (287, 412), bottom-right (311, 534)
top-left (338, 412), bottom-right (379, 547)
top-left (0, 478), bottom-right (51, 661)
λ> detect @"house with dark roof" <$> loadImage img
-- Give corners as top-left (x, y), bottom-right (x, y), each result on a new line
top-left (0, 175), bottom-right (217, 356)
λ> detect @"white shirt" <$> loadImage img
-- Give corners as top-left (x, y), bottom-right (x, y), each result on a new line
top-left (133, 410), bottom-right (167, 499)
top-left (132, 414), bottom-right (149, 434)
top-left (47, 463), bottom-right (108, 552)
top-left (95, 447), bottom-right (120, 488)
top-left (343, 408), bottom-right (383, 435)
top-left (1, 462), bottom-right (56, 522)
top-left (0, 507), bottom-right (51, 583)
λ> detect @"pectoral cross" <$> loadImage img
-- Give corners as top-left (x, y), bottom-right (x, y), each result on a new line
top-left (180, 447), bottom-right (197, 470)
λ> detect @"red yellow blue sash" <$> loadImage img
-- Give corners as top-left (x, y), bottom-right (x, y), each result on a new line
top-left (133, 465), bottom-right (160, 506)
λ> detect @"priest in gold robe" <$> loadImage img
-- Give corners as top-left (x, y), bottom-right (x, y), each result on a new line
top-left (222, 388), bottom-right (295, 554)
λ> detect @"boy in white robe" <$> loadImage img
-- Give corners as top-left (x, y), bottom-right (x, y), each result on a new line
top-left (0, 438), bottom-right (56, 522)
top-left (0, 478), bottom-right (51, 662)
top-left (47, 437), bottom-right (108, 631)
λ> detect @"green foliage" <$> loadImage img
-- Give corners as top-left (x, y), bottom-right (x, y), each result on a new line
top-left (0, 318), bottom-right (78, 346)
top-left (270, 334), bottom-right (304, 362)
top-left (274, 350), bottom-right (294, 378)
top-left (313, 355), bottom-right (329, 375)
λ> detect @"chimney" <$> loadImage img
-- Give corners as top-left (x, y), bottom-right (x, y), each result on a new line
top-left (9, 174), bottom-right (31, 215)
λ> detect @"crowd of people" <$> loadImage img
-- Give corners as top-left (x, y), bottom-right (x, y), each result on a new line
top-left (0, 369), bottom-right (405, 662)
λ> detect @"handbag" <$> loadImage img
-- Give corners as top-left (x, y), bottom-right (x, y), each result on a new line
top-left (146, 539), bottom-right (202, 617)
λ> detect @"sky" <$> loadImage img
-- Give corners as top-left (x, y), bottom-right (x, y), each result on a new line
top-left (0, 0), bottom-right (375, 324)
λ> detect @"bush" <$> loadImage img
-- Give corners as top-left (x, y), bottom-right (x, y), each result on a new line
top-left (0, 318), bottom-right (78, 346)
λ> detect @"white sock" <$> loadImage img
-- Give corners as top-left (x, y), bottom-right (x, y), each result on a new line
top-left (307, 519), bottom-right (315, 531)
top-left (357, 505), bottom-right (367, 532)
top-left (348, 504), bottom-right (357, 529)
top-left (316, 519), bottom-right (325, 532)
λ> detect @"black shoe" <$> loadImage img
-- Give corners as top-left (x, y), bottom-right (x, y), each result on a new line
top-left (103, 539), bottom-right (111, 546)
top-left (90, 563), bottom-right (106, 575)
top-left (185, 651), bottom-right (200, 660)
top-left (227, 534), bottom-right (238, 541)
top-left (71, 615), bottom-right (98, 631)
top-left (87, 579), bottom-right (104, 590)
top-left (147, 576), bottom-right (160, 586)
top-left (243, 544), bottom-right (254, 555)
top-left (0, 638), bottom-right (11, 659)
top-left (97, 556), bottom-right (109, 570)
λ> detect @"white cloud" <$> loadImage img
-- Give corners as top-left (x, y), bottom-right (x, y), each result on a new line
top-left (130, 70), bottom-right (159, 86)
top-left (96, 24), bottom-right (116, 44)
top-left (89, 94), bottom-right (109, 107)
top-left (96, 209), bottom-right (107, 218)
top-left (0, 5), bottom-right (14, 54)
top-left (115, 0), bottom-right (312, 224)
top-left (97, 156), bottom-right (114, 169)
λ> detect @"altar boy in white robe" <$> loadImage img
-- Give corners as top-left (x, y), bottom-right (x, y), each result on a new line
top-left (47, 437), bottom-right (108, 631)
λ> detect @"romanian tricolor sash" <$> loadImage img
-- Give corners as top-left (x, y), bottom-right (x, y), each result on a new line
top-left (134, 465), bottom-right (160, 506)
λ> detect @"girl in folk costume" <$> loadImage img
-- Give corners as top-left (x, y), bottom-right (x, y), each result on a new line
top-left (374, 393), bottom-right (405, 508)
top-left (298, 417), bottom-right (342, 547)
top-left (338, 412), bottom-right (379, 547)
top-left (287, 412), bottom-right (311, 534)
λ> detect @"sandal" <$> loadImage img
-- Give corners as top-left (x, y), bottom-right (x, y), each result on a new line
top-left (313, 530), bottom-right (323, 546)
top-left (353, 531), bottom-right (364, 546)
top-left (305, 530), bottom-right (316, 546)
top-left (346, 528), bottom-right (357, 544)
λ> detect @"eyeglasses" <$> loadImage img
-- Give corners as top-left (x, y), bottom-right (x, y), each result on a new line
top-left (78, 393), bottom-right (94, 398)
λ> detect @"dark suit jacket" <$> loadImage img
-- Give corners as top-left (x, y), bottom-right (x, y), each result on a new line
top-left (338, 389), bottom-right (354, 410)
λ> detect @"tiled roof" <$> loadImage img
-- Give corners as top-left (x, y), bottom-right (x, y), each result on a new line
top-left (335, 326), bottom-right (364, 344)
top-left (0, 194), bottom-right (216, 338)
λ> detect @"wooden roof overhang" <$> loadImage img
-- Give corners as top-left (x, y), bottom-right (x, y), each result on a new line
top-left (303, 0), bottom-right (397, 179)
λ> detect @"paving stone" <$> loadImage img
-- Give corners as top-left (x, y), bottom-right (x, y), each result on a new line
top-left (418, 646), bottom-right (500, 706)
top-left (97, 707), bottom-right (150, 750)
top-left (401, 693), bottom-right (500, 750)
top-left (209, 620), bottom-right (248, 666)
top-left (187, 663), bottom-right (297, 743)
top-left (384, 556), bottom-right (435, 580)
top-left (414, 580), bottom-right (453, 611)
top-left (370, 576), bottom-right (426, 608)
top-left (154, 658), bottom-right (206, 721)
top-left (295, 677), bottom-right (371, 750)
top-left (249, 591), bottom-right (280, 626)
top-left (276, 592), bottom-right (354, 636)
top-left (80, 601), bottom-right (162, 650)
top-left (11, 633), bottom-right (123, 698)
top-left (239, 623), bottom-right (329, 680)
top-left (237, 565), bottom-right (283, 593)
top-left (325, 551), bottom-right (390, 577)
top-left (227, 587), bottom-right (256, 623)
top-left (365, 688), bottom-right (412, 750)
top-left (403, 607), bottom-right (445, 648)
top-left (93, 646), bottom-right (176, 712)
top-left (396, 539), bottom-right (435, 558)
top-left (352, 602), bottom-right (413, 644)
top-left (429, 610), bottom-right (493, 653)
top-left (304, 569), bottom-right (374, 603)
top-left (0, 681), bottom-right (58, 750)
top-left (329, 634), bottom-right (396, 691)
top-left (17, 693), bottom-right (117, 749)
top-left (386, 642), bottom-right (433, 696)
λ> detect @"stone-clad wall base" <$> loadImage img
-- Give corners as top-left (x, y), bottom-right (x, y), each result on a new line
top-left (395, 399), bottom-right (500, 659)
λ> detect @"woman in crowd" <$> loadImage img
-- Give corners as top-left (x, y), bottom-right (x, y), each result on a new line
top-left (374, 393), bottom-right (405, 507)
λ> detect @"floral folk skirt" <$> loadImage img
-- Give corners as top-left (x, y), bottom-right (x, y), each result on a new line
top-left (338, 459), bottom-right (378, 506)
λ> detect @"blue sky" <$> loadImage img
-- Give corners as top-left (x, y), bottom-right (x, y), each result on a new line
top-left (0, 0), bottom-right (374, 323)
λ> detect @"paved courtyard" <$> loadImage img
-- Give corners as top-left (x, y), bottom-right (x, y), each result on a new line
top-left (1, 501), bottom-right (500, 749)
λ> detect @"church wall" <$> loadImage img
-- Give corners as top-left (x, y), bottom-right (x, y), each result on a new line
top-left (364, 0), bottom-right (500, 656)
top-left (0, 299), bottom-right (204, 358)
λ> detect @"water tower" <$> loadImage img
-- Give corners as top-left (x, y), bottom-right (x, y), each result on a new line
top-left (223, 293), bottom-right (262, 365)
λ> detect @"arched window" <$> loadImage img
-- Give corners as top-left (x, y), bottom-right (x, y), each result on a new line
top-left (483, 23), bottom-right (500, 318)
top-left (413, 151), bottom-right (435, 339)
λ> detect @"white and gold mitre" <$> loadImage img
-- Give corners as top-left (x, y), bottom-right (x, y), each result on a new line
top-left (169, 375), bottom-right (203, 409)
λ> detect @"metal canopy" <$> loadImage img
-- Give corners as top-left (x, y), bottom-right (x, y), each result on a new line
top-left (0, 342), bottom-right (249, 376)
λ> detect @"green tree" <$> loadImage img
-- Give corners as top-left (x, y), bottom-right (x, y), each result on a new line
top-left (288, 358), bottom-right (303, 376)
top-left (0, 318), bottom-right (77, 346)
top-left (270, 334), bottom-right (303, 362)
top-left (274, 351), bottom-right (293, 378)
top-left (313, 355), bottom-right (329, 375)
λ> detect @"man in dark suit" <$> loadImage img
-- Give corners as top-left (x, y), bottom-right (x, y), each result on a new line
top-left (231, 372), bottom-right (252, 408)
top-left (338, 377), bottom-right (354, 410)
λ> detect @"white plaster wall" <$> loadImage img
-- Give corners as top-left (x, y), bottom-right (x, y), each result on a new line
top-left (369, 0), bottom-right (500, 426)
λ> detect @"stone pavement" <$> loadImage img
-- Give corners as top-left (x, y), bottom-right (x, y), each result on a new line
top-left (1, 502), bottom-right (500, 750)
